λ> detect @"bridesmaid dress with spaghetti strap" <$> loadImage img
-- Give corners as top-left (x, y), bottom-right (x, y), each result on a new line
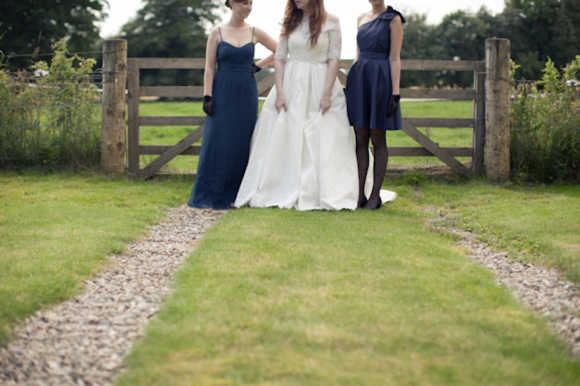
top-left (188, 27), bottom-right (258, 210)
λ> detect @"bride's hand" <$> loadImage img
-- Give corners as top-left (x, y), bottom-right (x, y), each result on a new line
top-left (320, 93), bottom-right (331, 115)
top-left (275, 93), bottom-right (288, 113)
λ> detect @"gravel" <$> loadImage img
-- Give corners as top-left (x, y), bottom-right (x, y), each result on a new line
top-left (2, 207), bottom-right (578, 385)
top-left (431, 216), bottom-right (580, 356)
top-left (0, 205), bottom-right (224, 386)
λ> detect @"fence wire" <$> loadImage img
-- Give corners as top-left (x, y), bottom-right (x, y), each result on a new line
top-left (4, 48), bottom-right (126, 58)
top-left (2, 50), bottom-right (578, 179)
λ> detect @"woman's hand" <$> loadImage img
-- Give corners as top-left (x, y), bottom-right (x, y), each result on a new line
top-left (320, 92), bottom-right (332, 115)
top-left (386, 94), bottom-right (400, 118)
top-left (275, 93), bottom-right (288, 113)
top-left (252, 63), bottom-right (262, 77)
top-left (203, 95), bottom-right (215, 116)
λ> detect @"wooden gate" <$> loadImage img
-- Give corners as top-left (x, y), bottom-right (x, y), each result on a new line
top-left (337, 59), bottom-right (486, 176)
top-left (127, 58), bottom-right (485, 178)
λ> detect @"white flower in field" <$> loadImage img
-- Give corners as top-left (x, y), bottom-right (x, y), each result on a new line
top-left (34, 69), bottom-right (49, 78)
top-left (565, 79), bottom-right (580, 87)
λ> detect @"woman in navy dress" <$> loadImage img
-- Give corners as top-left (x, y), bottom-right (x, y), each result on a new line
top-left (345, 1), bottom-right (404, 209)
top-left (188, 0), bottom-right (277, 210)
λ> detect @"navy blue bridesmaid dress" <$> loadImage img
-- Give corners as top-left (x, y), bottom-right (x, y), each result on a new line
top-left (345, 7), bottom-right (405, 131)
top-left (188, 30), bottom-right (258, 210)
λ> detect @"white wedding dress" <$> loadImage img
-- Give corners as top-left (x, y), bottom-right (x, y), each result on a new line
top-left (235, 16), bottom-right (395, 210)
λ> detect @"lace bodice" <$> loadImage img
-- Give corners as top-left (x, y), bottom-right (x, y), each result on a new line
top-left (275, 18), bottom-right (342, 63)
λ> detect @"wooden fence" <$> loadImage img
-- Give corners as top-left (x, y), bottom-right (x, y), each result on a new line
top-left (103, 39), bottom-right (509, 180)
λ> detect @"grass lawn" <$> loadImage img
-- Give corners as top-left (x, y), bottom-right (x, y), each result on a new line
top-left (136, 100), bottom-right (474, 172)
top-left (116, 180), bottom-right (580, 385)
top-left (0, 171), bottom-right (189, 345)
top-left (397, 179), bottom-right (580, 283)
top-left (1, 170), bottom-right (579, 384)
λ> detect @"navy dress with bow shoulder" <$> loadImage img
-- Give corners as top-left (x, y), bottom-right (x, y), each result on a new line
top-left (345, 7), bottom-right (405, 131)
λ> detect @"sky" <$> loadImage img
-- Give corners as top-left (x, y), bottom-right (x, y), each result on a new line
top-left (97, 0), bottom-right (507, 59)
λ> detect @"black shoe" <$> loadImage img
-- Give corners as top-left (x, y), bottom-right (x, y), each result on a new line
top-left (358, 195), bottom-right (368, 208)
top-left (371, 197), bottom-right (382, 210)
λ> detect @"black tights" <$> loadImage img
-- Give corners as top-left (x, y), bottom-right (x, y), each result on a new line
top-left (354, 127), bottom-right (388, 208)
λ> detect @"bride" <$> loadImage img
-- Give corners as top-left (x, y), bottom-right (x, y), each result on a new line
top-left (235, 0), bottom-right (388, 210)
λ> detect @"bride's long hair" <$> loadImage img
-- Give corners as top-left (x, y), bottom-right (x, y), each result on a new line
top-left (281, 0), bottom-right (327, 47)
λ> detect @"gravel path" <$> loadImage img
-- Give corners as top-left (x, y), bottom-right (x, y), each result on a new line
top-left (431, 217), bottom-right (580, 356)
top-left (0, 205), bottom-right (224, 386)
top-left (2, 208), bottom-right (579, 385)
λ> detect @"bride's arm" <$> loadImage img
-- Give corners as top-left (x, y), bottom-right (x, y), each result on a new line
top-left (274, 35), bottom-right (289, 113)
top-left (320, 16), bottom-right (342, 115)
top-left (320, 59), bottom-right (339, 114)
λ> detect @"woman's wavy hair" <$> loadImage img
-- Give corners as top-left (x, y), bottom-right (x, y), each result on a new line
top-left (281, 0), bottom-right (327, 47)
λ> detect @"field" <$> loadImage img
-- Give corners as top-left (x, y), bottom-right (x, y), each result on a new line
top-left (2, 100), bottom-right (579, 384)
top-left (137, 100), bottom-right (474, 172)
top-left (113, 180), bottom-right (579, 385)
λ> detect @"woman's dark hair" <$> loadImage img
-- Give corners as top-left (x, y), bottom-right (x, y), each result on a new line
top-left (225, 0), bottom-right (246, 8)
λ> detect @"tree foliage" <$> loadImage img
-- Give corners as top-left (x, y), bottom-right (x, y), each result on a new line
top-left (433, 8), bottom-right (498, 87)
top-left (401, 8), bottom-right (500, 88)
top-left (400, 12), bottom-right (438, 88)
top-left (0, 0), bottom-right (107, 70)
top-left (551, 0), bottom-right (580, 72)
top-left (500, 0), bottom-right (560, 79)
top-left (483, 0), bottom-right (577, 80)
top-left (400, 0), bottom-right (579, 86)
top-left (0, 39), bottom-right (100, 169)
top-left (118, 0), bottom-right (223, 86)
top-left (1, 0), bottom-right (577, 88)
top-left (510, 56), bottom-right (580, 183)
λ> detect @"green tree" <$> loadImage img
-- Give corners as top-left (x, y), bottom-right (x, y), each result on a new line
top-left (432, 8), bottom-right (498, 87)
top-left (119, 0), bottom-right (223, 87)
top-left (551, 0), bottom-right (580, 70)
top-left (500, 0), bottom-right (560, 79)
top-left (0, 0), bottom-right (108, 70)
top-left (400, 12), bottom-right (439, 88)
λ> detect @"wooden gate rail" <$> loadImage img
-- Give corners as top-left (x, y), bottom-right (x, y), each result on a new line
top-left (127, 58), bottom-right (208, 178)
top-left (339, 59), bottom-right (484, 175)
top-left (127, 58), bottom-right (485, 178)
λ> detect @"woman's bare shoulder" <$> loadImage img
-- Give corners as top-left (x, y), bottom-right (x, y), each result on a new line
top-left (326, 13), bottom-right (340, 24)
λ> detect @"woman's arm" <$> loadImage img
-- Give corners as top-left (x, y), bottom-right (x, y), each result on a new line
top-left (320, 58), bottom-right (339, 114)
top-left (352, 13), bottom-right (365, 65)
top-left (254, 27), bottom-right (278, 69)
top-left (203, 28), bottom-right (220, 96)
top-left (389, 15), bottom-right (404, 95)
top-left (274, 35), bottom-right (289, 112)
top-left (320, 14), bottom-right (342, 114)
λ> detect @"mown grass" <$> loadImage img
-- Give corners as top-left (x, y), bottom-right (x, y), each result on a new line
top-left (0, 171), bottom-right (187, 345)
top-left (117, 193), bottom-right (580, 385)
top-left (1, 170), bottom-right (579, 383)
top-left (393, 179), bottom-right (580, 283)
top-left (137, 100), bottom-right (474, 172)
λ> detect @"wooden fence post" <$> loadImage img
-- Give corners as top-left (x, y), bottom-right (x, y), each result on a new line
top-left (127, 59), bottom-right (140, 175)
top-left (485, 38), bottom-right (510, 182)
top-left (472, 61), bottom-right (485, 175)
top-left (100, 39), bottom-right (127, 174)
